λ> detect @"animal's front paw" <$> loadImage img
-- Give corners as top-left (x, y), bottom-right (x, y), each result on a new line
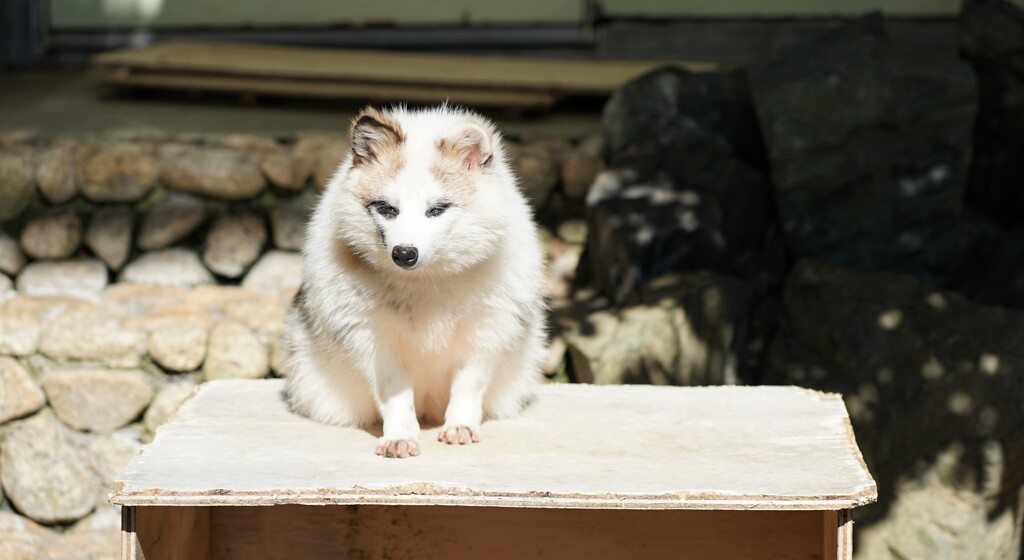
top-left (375, 438), bottom-right (421, 458)
top-left (437, 425), bottom-right (480, 445)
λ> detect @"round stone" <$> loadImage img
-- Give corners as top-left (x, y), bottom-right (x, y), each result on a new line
top-left (38, 310), bottom-right (146, 368)
top-left (143, 380), bottom-right (197, 433)
top-left (148, 321), bottom-right (208, 372)
top-left (136, 192), bottom-right (207, 251)
top-left (0, 357), bottom-right (46, 423)
top-left (35, 146), bottom-right (77, 204)
top-left (203, 321), bottom-right (269, 380)
top-left (20, 209), bottom-right (83, 260)
top-left (42, 368), bottom-right (154, 432)
top-left (85, 206), bottom-right (133, 271)
top-left (15, 259), bottom-right (108, 300)
top-left (0, 411), bottom-right (95, 524)
top-left (261, 152), bottom-right (312, 191)
top-left (241, 250), bottom-right (303, 295)
top-left (78, 143), bottom-right (159, 202)
top-left (0, 229), bottom-right (26, 276)
top-left (202, 213), bottom-right (267, 278)
top-left (161, 147), bottom-right (266, 200)
top-left (0, 149), bottom-right (35, 222)
top-left (121, 248), bottom-right (214, 289)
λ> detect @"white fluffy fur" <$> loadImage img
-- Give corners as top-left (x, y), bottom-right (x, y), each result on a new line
top-left (284, 105), bottom-right (546, 457)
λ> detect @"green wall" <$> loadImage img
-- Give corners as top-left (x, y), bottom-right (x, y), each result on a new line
top-left (50, 0), bottom-right (964, 28)
top-left (50, 0), bottom-right (586, 27)
top-left (599, 0), bottom-right (961, 17)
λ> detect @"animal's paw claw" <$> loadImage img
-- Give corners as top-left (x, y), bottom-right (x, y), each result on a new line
top-left (375, 438), bottom-right (420, 458)
top-left (437, 425), bottom-right (480, 445)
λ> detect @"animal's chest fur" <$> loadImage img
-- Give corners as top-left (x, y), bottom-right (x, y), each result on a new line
top-left (373, 293), bottom-right (476, 419)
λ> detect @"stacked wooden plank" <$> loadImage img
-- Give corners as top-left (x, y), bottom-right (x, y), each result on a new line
top-left (91, 41), bottom-right (715, 108)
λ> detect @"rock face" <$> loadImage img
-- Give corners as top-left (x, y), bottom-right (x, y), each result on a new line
top-left (78, 143), bottom-right (159, 202)
top-left (202, 213), bottom-right (267, 278)
top-left (85, 206), bottom-right (133, 270)
top-left (42, 368), bottom-right (154, 432)
top-left (84, 430), bottom-right (143, 489)
top-left (588, 67), bottom-right (777, 304)
top-left (143, 379), bottom-right (196, 433)
top-left (269, 191), bottom-right (315, 250)
top-left (0, 149), bottom-right (35, 222)
top-left (161, 147), bottom-right (266, 200)
top-left (241, 250), bottom-right (303, 295)
top-left (0, 510), bottom-right (53, 560)
top-left (561, 135), bottom-right (604, 200)
top-left (261, 152), bottom-right (312, 191)
top-left (20, 208), bottom-right (83, 260)
top-left (765, 260), bottom-right (1024, 560)
top-left (39, 310), bottom-right (147, 368)
top-left (203, 321), bottom-right (269, 380)
top-left (137, 192), bottom-right (207, 250)
top-left (960, 227), bottom-right (1024, 310)
top-left (0, 357), bottom-right (46, 423)
top-left (1, 411), bottom-right (95, 524)
top-left (962, 0), bottom-right (1024, 228)
top-left (121, 248), bottom-right (214, 288)
top-left (148, 321), bottom-right (208, 372)
top-left (749, 16), bottom-right (978, 284)
top-left (506, 141), bottom-right (562, 209)
top-left (0, 301), bottom-right (43, 356)
top-left (566, 273), bottom-right (753, 385)
top-left (293, 134), bottom-right (350, 189)
top-left (35, 146), bottom-right (77, 204)
top-left (15, 259), bottom-right (108, 299)
top-left (0, 229), bottom-right (26, 275)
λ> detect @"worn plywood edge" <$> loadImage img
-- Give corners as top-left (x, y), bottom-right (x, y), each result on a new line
top-left (778, 385), bottom-right (879, 508)
top-left (108, 485), bottom-right (877, 510)
top-left (795, 385), bottom-right (879, 507)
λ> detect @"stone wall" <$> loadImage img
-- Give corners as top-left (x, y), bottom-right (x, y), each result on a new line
top-left (0, 129), bottom-right (601, 297)
top-left (0, 283), bottom-right (294, 558)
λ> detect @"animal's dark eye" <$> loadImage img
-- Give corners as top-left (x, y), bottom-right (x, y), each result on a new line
top-left (370, 201), bottom-right (398, 219)
top-left (426, 202), bottom-right (452, 218)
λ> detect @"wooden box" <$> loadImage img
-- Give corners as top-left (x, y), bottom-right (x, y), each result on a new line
top-left (111, 380), bottom-right (877, 559)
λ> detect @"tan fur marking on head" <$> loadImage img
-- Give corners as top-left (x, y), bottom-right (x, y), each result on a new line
top-left (350, 106), bottom-right (405, 167)
top-left (353, 149), bottom-right (404, 206)
top-left (432, 117), bottom-right (497, 204)
top-left (431, 154), bottom-right (477, 204)
top-left (349, 107), bottom-right (406, 204)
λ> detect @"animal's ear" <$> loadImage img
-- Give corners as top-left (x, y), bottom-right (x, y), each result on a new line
top-left (350, 107), bottom-right (403, 165)
top-left (442, 122), bottom-right (494, 172)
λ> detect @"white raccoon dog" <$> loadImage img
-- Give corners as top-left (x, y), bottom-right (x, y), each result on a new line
top-left (284, 105), bottom-right (547, 458)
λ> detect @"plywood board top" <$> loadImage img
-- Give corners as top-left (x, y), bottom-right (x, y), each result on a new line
top-left (92, 41), bottom-right (716, 94)
top-left (110, 380), bottom-right (876, 510)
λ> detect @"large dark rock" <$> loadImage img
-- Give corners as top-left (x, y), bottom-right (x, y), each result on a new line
top-left (604, 67), bottom-right (766, 174)
top-left (962, 0), bottom-right (1024, 228)
top-left (566, 272), bottom-right (756, 386)
top-left (587, 68), bottom-right (779, 304)
top-left (766, 260), bottom-right (1024, 559)
top-left (749, 15), bottom-right (978, 285)
top-left (959, 225), bottom-right (1024, 310)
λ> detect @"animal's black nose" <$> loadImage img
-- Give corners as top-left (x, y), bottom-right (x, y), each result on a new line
top-left (391, 246), bottom-right (418, 268)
